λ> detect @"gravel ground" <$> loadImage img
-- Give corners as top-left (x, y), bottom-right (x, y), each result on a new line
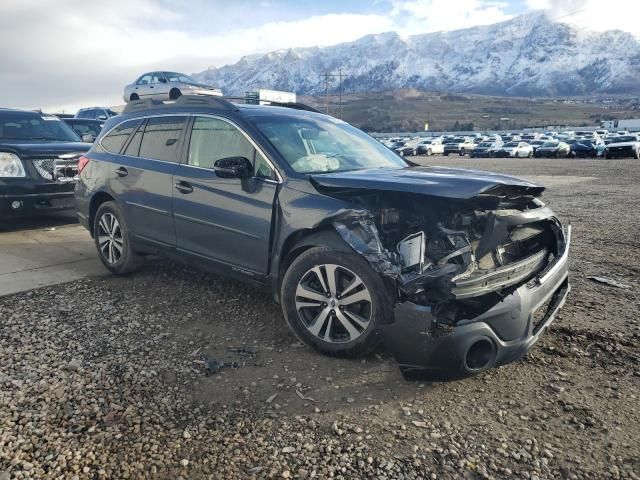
top-left (1, 157), bottom-right (638, 479)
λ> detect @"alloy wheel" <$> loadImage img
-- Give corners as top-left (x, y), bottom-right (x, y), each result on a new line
top-left (294, 264), bottom-right (372, 343)
top-left (97, 212), bottom-right (124, 264)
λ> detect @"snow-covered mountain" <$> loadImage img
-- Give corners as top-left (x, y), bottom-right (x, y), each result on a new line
top-left (192, 12), bottom-right (640, 97)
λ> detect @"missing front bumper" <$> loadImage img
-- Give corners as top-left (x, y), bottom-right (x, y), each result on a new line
top-left (383, 226), bottom-right (571, 381)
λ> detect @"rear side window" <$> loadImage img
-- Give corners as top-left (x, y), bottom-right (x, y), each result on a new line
top-left (138, 116), bottom-right (187, 162)
top-left (100, 119), bottom-right (142, 154)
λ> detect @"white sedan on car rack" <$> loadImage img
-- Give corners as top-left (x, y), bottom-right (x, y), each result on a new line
top-left (123, 71), bottom-right (222, 103)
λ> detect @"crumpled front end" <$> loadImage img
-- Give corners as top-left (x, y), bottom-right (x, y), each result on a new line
top-left (324, 183), bottom-right (570, 380)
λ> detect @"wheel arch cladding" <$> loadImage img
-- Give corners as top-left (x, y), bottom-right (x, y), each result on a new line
top-left (89, 191), bottom-right (115, 237)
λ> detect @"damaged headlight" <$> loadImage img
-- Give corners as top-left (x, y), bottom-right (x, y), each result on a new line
top-left (0, 152), bottom-right (26, 177)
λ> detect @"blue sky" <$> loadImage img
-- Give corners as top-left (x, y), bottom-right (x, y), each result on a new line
top-left (0, 0), bottom-right (632, 111)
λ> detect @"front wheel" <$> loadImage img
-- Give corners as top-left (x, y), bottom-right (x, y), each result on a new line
top-left (281, 247), bottom-right (391, 357)
top-left (528, 151), bottom-right (533, 158)
top-left (93, 201), bottom-right (144, 275)
top-left (459, 149), bottom-right (465, 156)
top-left (426, 148), bottom-right (432, 156)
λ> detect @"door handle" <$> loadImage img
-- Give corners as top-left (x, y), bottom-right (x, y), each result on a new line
top-left (174, 181), bottom-right (193, 194)
top-left (115, 167), bottom-right (128, 177)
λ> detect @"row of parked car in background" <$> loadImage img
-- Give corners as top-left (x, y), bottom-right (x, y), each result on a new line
top-left (383, 129), bottom-right (640, 159)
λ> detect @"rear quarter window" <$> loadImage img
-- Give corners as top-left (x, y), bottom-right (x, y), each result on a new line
top-left (100, 119), bottom-right (143, 154)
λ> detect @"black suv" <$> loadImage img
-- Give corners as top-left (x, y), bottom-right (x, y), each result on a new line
top-left (0, 108), bottom-right (90, 218)
top-left (76, 96), bottom-right (570, 380)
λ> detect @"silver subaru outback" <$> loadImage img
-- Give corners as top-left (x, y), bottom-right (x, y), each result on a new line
top-left (123, 71), bottom-right (222, 103)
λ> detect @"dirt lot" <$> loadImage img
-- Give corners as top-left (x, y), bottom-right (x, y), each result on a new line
top-left (1, 158), bottom-right (638, 479)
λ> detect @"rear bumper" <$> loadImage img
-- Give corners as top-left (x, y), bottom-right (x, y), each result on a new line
top-left (0, 183), bottom-right (75, 218)
top-left (383, 225), bottom-right (571, 381)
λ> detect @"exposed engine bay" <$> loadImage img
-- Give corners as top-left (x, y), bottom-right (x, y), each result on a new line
top-left (328, 189), bottom-right (566, 329)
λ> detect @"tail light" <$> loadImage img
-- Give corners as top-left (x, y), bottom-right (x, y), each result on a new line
top-left (77, 156), bottom-right (90, 174)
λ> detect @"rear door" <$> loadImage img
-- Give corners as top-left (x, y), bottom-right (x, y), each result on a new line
top-left (172, 115), bottom-right (279, 274)
top-left (103, 115), bottom-right (188, 247)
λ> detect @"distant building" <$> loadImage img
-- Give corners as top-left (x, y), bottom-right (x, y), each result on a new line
top-left (245, 89), bottom-right (296, 105)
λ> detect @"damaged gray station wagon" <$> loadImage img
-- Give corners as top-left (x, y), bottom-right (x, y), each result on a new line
top-left (75, 96), bottom-right (570, 380)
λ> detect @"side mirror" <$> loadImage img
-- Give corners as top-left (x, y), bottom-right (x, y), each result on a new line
top-left (97, 115), bottom-right (107, 121)
top-left (81, 134), bottom-right (95, 143)
top-left (213, 156), bottom-right (252, 179)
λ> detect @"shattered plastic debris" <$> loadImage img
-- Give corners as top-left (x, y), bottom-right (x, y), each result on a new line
top-left (587, 276), bottom-right (630, 289)
top-left (331, 209), bottom-right (402, 278)
top-left (203, 357), bottom-right (226, 376)
top-left (266, 393), bottom-right (279, 404)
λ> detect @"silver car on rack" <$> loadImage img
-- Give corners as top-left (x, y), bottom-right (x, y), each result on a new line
top-left (123, 71), bottom-right (222, 103)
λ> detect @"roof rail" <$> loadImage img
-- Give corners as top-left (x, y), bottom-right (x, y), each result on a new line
top-left (122, 95), bottom-right (238, 114)
top-left (121, 94), bottom-right (320, 115)
top-left (267, 101), bottom-right (321, 113)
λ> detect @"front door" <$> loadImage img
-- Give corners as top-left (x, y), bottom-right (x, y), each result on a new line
top-left (172, 115), bottom-right (279, 274)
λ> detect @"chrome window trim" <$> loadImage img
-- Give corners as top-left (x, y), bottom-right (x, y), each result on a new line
top-left (98, 113), bottom-right (283, 184)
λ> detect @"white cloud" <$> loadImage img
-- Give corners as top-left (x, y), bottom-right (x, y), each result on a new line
top-left (391, 0), bottom-right (514, 35)
top-left (525, 0), bottom-right (640, 34)
top-left (0, 1), bottom-right (397, 112)
top-left (0, 0), bottom-right (637, 112)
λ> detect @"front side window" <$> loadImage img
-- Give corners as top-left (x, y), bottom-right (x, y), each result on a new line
top-left (251, 114), bottom-right (407, 174)
top-left (101, 119), bottom-right (143, 153)
top-left (188, 116), bottom-right (276, 180)
top-left (138, 116), bottom-right (187, 162)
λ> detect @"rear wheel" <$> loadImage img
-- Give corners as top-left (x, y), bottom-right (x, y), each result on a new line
top-left (281, 247), bottom-right (391, 357)
top-left (528, 150), bottom-right (533, 158)
top-left (459, 148), bottom-right (465, 156)
top-left (129, 93), bottom-right (139, 101)
top-left (426, 148), bottom-right (432, 156)
top-left (93, 201), bottom-right (144, 275)
top-left (169, 88), bottom-right (182, 100)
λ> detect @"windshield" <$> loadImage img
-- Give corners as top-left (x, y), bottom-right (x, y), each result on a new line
top-left (542, 142), bottom-right (558, 147)
top-left (614, 136), bottom-right (637, 143)
top-left (504, 142), bottom-right (518, 147)
top-left (164, 72), bottom-right (197, 84)
top-left (478, 142), bottom-right (493, 147)
top-left (0, 111), bottom-right (81, 142)
top-left (251, 114), bottom-right (407, 174)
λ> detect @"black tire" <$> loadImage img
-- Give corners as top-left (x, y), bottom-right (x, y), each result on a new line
top-left (281, 247), bottom-right (391, 358)
top-left (635, 150), bottom-right (640, 160)
top-left (129, 93), bottom-right (139, 101)
top-left (426, 148), bottom-right (432, 156)
top-left (169, 88), bottom-right (182, 100)
top-left (555, 151), bottom-right (560, 158)
top-left (443, 152), bottom-right (449, 156)
top-left (606, 154), bottom-right (612, 159)
top-left (528, 150), bottom-right (533, 158)
top-left (93, 201), bottom-right (144, 275)
top-left (459, 149), bottom-right (465, 156)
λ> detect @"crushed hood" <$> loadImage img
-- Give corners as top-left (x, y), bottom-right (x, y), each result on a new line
top-left (310, 166), bottom-right (544, 200)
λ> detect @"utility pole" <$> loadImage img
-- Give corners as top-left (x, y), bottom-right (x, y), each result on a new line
top-left (320, 69), bottom-right (335, 114)
top-left (320, 69), bottom-right (347, 118)
top-left (336, 69), bottom-right (347, 119)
